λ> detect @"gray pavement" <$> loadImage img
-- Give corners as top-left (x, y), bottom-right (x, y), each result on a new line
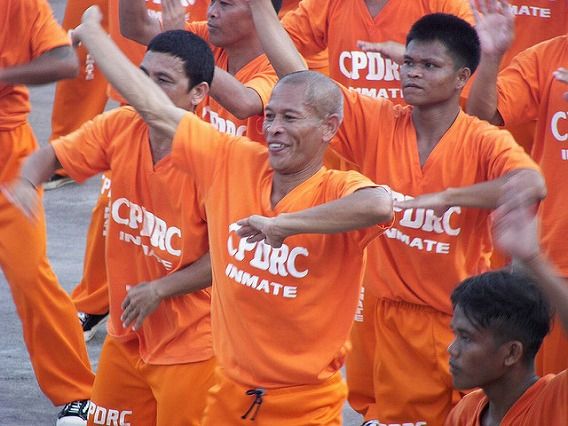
top-left (0, 1), bottom-right (363, 424)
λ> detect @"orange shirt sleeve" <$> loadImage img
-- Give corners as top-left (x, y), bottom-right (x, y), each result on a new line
top-left (281, 0), bottom-right (331, 57)
top-left (30, 0), bottom-right (71, 58)
top-left (444, 390), bottom-right (485, 426)
top-left (52, 108), bottom-right (123, 182)
top-left (496, 44), bottom-right (542, 127)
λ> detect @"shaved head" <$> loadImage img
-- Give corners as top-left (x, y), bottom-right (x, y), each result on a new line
top-left (276, 71), bottom-right (344, 122)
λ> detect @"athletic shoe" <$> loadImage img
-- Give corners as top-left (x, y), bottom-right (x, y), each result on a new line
top-left (361, 421), bottom-right (380, 426)
top-left (43, 173), bottom-right (74, 191)
top-left (78, 311), bottom-right (108, 342)
top-left (56, 400), bottom-right (89, 426)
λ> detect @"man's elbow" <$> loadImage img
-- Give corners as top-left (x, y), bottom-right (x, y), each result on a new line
top-left (368, 189), bottom-right (394, 225)
top-left (513, 169), bottom-right (547, 201)
top-left (60, 52), bottom-right (80, 79)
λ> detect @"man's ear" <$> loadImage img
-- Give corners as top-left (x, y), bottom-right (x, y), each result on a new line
top-left (322, 113), bottom-right (341, 143)
top-left (456, 66), bottom-right (472, 90)
top-left (189, 81), bottom-right (209, 107)
top-left (502, 340), bottom-right (525, 367)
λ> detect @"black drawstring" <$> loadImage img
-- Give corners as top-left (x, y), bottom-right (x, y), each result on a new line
top-left (241, 388), bottom-right (265, 421)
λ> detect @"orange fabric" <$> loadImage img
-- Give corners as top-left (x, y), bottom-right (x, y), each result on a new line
top-left (279, 0), bottom-right (329, 75)
top-left (172, 112), bottom-right (388, 388)
top-left (497, 36), bottom-right (568, 279)
top-left (186, 22), bottom-right (278, 143)
top-left (345, 285), bottom-right (379, 420)
top-left (0, 0), bottom-right (70, 130)
top-left (53, 107), bottom-right (212, 365)
top-left (445, 371), bottom-right (567, 426)
top-left (0, 124), bottom-right (94, 405)
top-left (536, 313), bottom-right (568, 376)
top-left (71, 173), bottom-right (111, 315)
top-left (374, 300), bottom-right (463, 425)
top-left (203, 368), bottom-right (346, 425)
top-left (49, 0), bottom-right (110, 143)
top-left (107, 0), bottom-right (210, 102)
top-left (333, 85), bottom-right (540, 315)
top-left (282, 0), bottom-right (473, 104)
top-left (88, 337), bottom-right (215, 426)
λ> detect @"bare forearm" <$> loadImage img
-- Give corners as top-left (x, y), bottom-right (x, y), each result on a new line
top-left (0, 46), bottom-right (78, 85)
top-left (119, 0), bottom-right (161, 45)
top-left (21, 145), bottom-right (62, 187)
top-left (210, 68), bottom-right (264, 119)
top-left (466, 53), bottom-right (504, 125)
top-left (522, 254), bottom-right (568, 333)
top-left (154, 253), bottom-right (212, 298)
top-left (444, 169), bottom-right (545, 209)
top-left (249, 0), bottom-right (306, 77)
top-left (276, 187), bottom-right (393, 237)
top-left (75, 20), bottom-right (184, 137)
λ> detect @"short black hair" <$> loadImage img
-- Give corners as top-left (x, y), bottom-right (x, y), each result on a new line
top-left (271, 0), bottom-right (283, 13)
top-left (147, 30), bottom-right (214, 90)
top-left (451, 270), bottom-right (552, 363)
top-left (406, 13), bottom-right (480, 73)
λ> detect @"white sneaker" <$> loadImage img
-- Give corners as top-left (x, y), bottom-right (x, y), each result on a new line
top-left (56, 400), bottom-right (89, 425)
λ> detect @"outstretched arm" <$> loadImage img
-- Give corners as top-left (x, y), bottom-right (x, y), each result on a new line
top-left (121, 252), bottom-right (211, 331)
top-left (0, 45), bottom-right (78, 85)
top-left (74, 6), bottom-right (185, 138)
top-left (248, 0), bottom-right (307, 77)
top-left (493, 177), bottom-right (568, 332)
top-left (237, 186), bottom-right (393, 248)
top-left (466, 0), bottom-right (514, 125)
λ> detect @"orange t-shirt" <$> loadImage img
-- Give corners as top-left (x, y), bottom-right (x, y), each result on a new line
top-left (172, 112), bottom-right (388, 388)
top-left (185, 22), bottom-right (278, 143)
top-left (331, 85), bottom-right (540, 314)
top-left (0, 0), bottom-right (70, 130)
top-left (496, 36), bottom-right (568, 276)
top-left (445, 371), bottom-right (568, 425)
top-left (53, 107), bottom-right (212, 365)
top-left (107, 0), bottom-right (210, 102)
top-left (282, 0), bottom-right (473, 104)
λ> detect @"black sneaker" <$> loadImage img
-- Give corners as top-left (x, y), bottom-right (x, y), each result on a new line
top-left (44, 173), bottom-right (74, 191)
top-left (361, 421), bottom-right (380, 426)
top-left (78, 312), bottom-right (108, 342)
top-left (56, 399), bottom-right (89, 426)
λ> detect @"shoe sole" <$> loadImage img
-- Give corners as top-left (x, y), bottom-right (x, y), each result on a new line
top-left (55, 417), bottom-right (87, 426)
top-left (84, 315), bottom-right (108, 342)
top-left (43, 178), bottom-right (75, 191)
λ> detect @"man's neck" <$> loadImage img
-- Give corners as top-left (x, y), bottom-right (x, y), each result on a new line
top-left (364, 0), bottom-right (389, 18)
top-left (271, 161), bottom-right (323, 208)
top-left (223, 35), bottom-right (264, 75)
top-left (481, 368), bottom-right (540, 426)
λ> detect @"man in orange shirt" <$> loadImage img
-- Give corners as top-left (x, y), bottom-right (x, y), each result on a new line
top-left (249, 3), bottom-right (547, 424)
top-left (445, 178), bottom-right (567, 426)
top-left (71, 6), bottom-right (394, 424)
top-left (0, 1), bottom-right (98, 425)
top-left (5, 30), bottom-right (216, 425)
top-left (466, 0), bottom-right (568, 377)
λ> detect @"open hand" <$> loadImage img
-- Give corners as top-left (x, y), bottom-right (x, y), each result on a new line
top-left (357, 40), bottom-right (405, 65)
top-left (470, 0), bottom-right (514, 57)
top-left (236, 215), bottom-right (287, 248)
top-left (121, 282), bottom-right (162, 331)
top-left (1, 178), bottom-right (40, 221)
top-left (162, 0), bottom-right (187, 31)
top-left (394, 191), bottom-right (450, 218)
top-left (553, 67), bottom-right (568, 101)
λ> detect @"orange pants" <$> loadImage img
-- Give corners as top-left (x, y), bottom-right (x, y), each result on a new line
top-left (372, 299), bottom-right (463, 425)
top-left (49, 0), bottom-right (109, 144)
top-left (346, 285), bottom-right (378, 420)
top-left (71, 173), bottom-right (111, 314)
top-left (0, 124), bottom-right (94, 405)
top-left (203, 368), bottom-right (346, 426)
top-left (88, 336), bottom-right (216, 426)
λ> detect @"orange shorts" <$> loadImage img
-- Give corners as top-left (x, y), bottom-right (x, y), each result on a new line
top-left (372, 299), bottom-right (463, 425)
top-left (202, 368), bottom-right (347, 426)
top-left (88, 336), bottom-right (215, 426)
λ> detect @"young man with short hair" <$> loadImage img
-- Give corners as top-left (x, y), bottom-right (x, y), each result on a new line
top-left (5, 29), bottom-right (217, 426)
top-left (247, 2), bottom-right (547, 424)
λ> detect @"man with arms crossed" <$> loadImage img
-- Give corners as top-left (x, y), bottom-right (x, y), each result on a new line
top-left (247, 2), bottom-right (547, 424)
top-left (72, 6), bottom-right (393, 425)
top-left (5, 30), bottom-right (217, 426)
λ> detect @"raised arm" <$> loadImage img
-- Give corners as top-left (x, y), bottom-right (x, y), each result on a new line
top-left (248, 0), bottom-right (307, 77)
top-left (74, 6), bottom-right (184, 138)
top-left (466, 0), bottom-right (514, 124)
top-left (0, 45), bottom-right (78, 85)
top-left (493, 178), bottom-right (568, 332)
top-left (119, 0), bottom-right (162, 45)
top-left (396, 169), bottom-right (546, 214)
top-left (121, 252), bottom-right (211, 331)
top-left (236, 186), bottom-right (393, 248)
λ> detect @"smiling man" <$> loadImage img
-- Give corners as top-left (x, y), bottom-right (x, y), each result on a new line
top-left (247, 3), bottom-right (547, 424)
top-left (68, 6), bottom-right (394, 425)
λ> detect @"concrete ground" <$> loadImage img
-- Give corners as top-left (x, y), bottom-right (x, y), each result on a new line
top-left (0, 1), bottom-right (363, 424)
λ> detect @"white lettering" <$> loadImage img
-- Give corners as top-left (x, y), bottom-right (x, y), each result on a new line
top-left (551, 111), bottom-right (567, 142)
